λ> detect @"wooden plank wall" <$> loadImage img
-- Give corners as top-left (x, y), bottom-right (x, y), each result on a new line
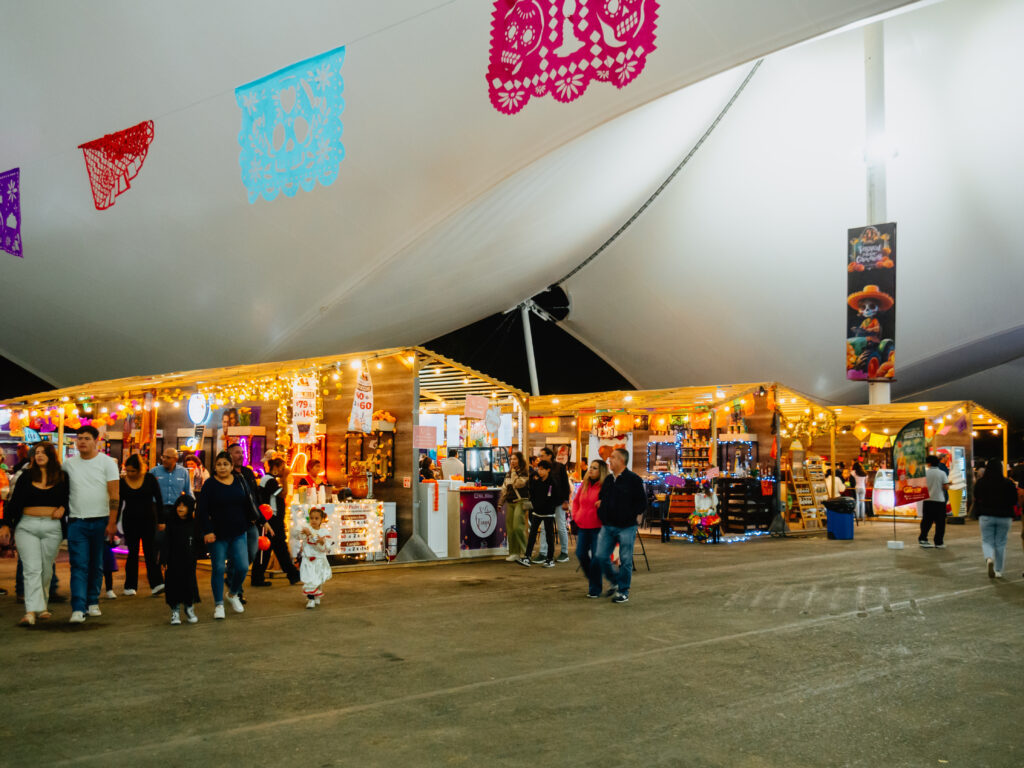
top-left (322, 357), bottom-right (415, 545)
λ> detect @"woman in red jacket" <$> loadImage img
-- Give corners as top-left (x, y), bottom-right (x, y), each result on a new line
top-left (573, 459), bottom-right (608, 598)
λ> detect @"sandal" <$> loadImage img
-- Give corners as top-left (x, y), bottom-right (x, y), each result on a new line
top-left (38, 611), bottom-right (52, 620)
top-left (18, 614), bottom-right (36, 627)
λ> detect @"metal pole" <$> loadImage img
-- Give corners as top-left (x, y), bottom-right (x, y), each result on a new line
top-left (865, 22), bottom-right (891, 407)
top-left (520, 303), bottom-right (540, 397)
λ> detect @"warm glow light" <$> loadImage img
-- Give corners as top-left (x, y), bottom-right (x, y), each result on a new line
top-left (804, 408), bottom-right (811, 415)
top-left (972, 431), bottom-right (978, 437)
top-left (715, 391), bottom-right (724, 399)
top-left (434, 368), bottom-right (441, 375)
top-left (332, 373), bottom-right (340, 381)
top-left (350, 359), bottom-right (362, 370)
top-left (571, 420), bottom-right (576, 426)
top-left (407, 356), bottom-right (415, 364)
top-left (153, 402), bottom-right (160, 409)
top-left (624, 395), bottom-right (633, 402)
top-left (172, 401), bottom-right (180, 408)
top-left (614, 418), bottom-right (620, 426)
top-left (552, 399), bottom-right (560, 404)
top-left (918, 405), bottom-right (928, 411)
top-left (100, 407), bottom-right (108, 414)
top-left (883, 428), bottom-right (889, 434)
top-left (658, 418), bottom-right (665, 426)
top-left (991, 429), bottom-right (998, 435)
top-left (376, 362), bottom-right (383, 370)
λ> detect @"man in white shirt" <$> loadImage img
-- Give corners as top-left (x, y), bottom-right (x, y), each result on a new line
top-left (919, 455), bottom-right (951, 549)
top-left (64, 426), bottom-right (120, 623)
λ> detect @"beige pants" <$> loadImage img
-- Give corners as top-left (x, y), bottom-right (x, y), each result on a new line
top-left (16, 516), bottom-right (63, 614)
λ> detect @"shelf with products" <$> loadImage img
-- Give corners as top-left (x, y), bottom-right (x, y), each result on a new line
top-left (339, 430), bottom-right (395, 482)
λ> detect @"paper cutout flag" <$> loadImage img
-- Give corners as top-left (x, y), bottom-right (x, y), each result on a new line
top-left (487, 0), bottom-right (659, 115)
top-left (1, 168), bottom-right (22, 257)
top-left (236, 46), bottom-right (346, 203)
top-left (78, 121), bottom-right (155, 210)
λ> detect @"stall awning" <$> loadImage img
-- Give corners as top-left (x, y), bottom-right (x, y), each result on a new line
top-left (415, 348), bottom-right (528, 412)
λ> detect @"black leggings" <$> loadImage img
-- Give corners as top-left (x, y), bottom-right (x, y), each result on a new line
top-left (250, 514), bottom-right (300, 583)
top-left (525, 515), bottom-right (555, 563)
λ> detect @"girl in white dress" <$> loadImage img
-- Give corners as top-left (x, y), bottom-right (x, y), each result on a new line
top-left (295, 506), bottom-right (333, 608)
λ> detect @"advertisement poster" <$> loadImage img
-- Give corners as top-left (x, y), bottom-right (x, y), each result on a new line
top-left (846, 222), bottom-right (896, 381)
top-left (464, 395), bottom-right (489, 420)
top-left (347, 368), bottom-right (373, 434)
top-left (459, 490), bottom-right (505, 551)
top-left (291, 375), bottom-right (318, 444)
top-left (587, 433), bottom-right (633, 469)
top-left (413, 425), bottom-right (437, 450)
top-left (893, 419), bottom-right (929, 506)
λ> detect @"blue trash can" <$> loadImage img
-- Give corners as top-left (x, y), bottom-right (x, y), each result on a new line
top-left (823, 497), bottom-right (855, 540)
top-left (826, 509), bottom-right (854, 539)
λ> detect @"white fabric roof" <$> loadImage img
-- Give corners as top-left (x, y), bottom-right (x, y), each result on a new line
top-left (2, 0), bottom-right (1022, 422)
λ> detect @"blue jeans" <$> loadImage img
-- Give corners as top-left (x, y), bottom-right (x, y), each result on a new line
top-left (979, 516), bottom-right (1012, 574)
top-left (540, 505), bottom-right (569, 558)
top-left (67, 517), bottom-right (108, 613)
top-left (576, 528), bottom-right (603, 597)
top-left (208, 533), bottom-right (250, 605)
top-left (595, 524), bottom-right (638, 596)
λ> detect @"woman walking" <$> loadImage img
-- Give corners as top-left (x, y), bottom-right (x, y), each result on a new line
top-left (198, 451), bottom-right (254, 618)
top-left (500, 451), bottom-right (530, 563)
top-left (573, 459), bottom-right (607, 597)
top-left (0, 443), bottom-right (68, 626)
top-left (973, 459), bottom-right (1017, 578)
top-left (852, 461), bottom-right (868, 522)
top-left (119, 454), bottom-right (165, 596)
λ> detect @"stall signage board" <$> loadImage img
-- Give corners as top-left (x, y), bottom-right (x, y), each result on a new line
top-left (347, 368), bottom-right (373, 434)
top-left (893, 419), bottom-right (929, 506)
top-left (464, 395), bottom-right (489, 420)
top-left (846, 222), bottom-right (896, 381)
top-left (292, 376), bottom-right (318, 444)
top-left (459, 490), bottom-right (505, 551)
top-left (413, 425), bottom-right (437, 449)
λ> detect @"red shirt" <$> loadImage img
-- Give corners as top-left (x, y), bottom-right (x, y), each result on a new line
top-left (571, 481), bottom-right (602, 529)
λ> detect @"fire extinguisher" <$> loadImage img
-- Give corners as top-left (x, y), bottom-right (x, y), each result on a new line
top-left (386, 526), bottom-right (398, 562)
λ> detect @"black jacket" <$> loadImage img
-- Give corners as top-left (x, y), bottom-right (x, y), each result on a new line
top-left (528, 475), bottom-right (559, 517)
top-left (549, 461), bottom-right (570, 506)
top-left (597, 468), bottom-right (647, 527)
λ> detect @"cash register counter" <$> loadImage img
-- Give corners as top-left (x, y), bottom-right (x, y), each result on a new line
top-left (419, 480), bottom-right (506, 558)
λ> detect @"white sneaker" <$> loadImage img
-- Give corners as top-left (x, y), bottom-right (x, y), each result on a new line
top-left (104, 590), bottom-right (117, 599)
top-left (306, 598), bottom-right (316, 609)
top-left (151, 584), bottom-right (165, 596)
top-left (170, 610), bottom-right (181, 625)
top-left (87, 604), bottom-right (102, 617)
top-left (184, 606), bottom-right (198, 624)
top-left (213, 604), bottom-right (225, 620)
top-left (68, 611), bottom-right (86, 624)
top-left (994, 571), bottom-right (1003, 578)
top-left (123, 588), bottom-right (137, 596)
top-left (315, 597), bottom-right (321, 606)
top-left (226, 594), bottom-right (245, 614)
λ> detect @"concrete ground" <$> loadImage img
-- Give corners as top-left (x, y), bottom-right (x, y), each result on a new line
top-left (1, 519), bottom-right (1022, 768)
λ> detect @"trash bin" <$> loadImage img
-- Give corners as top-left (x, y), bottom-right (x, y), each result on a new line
top-left (823, 497), bottom-right (855, 540)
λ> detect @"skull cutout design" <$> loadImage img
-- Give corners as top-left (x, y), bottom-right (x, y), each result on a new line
top-left (593, 0), bottom-right (646, 47)
top-left (236, 46), bottom-right (346, 203)
top-left (486, 0), bottom-right (659, 114)
top-left (499, 0), bottom-right (545, 77)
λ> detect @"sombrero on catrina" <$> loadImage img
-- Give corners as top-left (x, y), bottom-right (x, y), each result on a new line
top-left (847, 284), bottom-right (894, 311)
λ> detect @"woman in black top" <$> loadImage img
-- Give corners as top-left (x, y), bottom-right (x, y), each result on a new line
top-left (519, 460), bottom-right (557, 568)
top-left (119, 454), bottom-right (165, 596)
top-left (0, 442), bottom-right (69, 626)
top-left (250, 458), bottom-right (301, 587)
top-left (973, 458), bottom-right (1018, 578)
top-left (198, 451), bottom-right (254, 619)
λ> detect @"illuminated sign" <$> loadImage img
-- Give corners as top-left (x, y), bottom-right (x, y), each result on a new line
top-left (187, 394), bottom-right (211, 426)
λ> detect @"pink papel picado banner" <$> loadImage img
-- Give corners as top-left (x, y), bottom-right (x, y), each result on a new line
top-left (486, 0), bottom-right (659, 115)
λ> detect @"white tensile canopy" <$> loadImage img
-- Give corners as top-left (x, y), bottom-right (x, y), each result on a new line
top-left (1, 0), bottom-right (1021, 422)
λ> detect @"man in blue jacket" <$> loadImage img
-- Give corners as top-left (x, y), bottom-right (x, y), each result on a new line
top-left (594, 447), bottom-right (647, 603)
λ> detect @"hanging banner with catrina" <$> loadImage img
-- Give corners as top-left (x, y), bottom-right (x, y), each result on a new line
top-left (348, 367), bottom-right (374, 434)
top-left (846, 222), bottom-right (896, 381)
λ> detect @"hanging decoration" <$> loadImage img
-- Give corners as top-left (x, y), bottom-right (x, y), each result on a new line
top-left (347, 366), bottom-right (373, 434)
top-left (846, 223), bottom-right (896, 381)
top-left (1, 167), bottom-right (22, 258)
top-left (291, 374), bottom-right (319, 444)
top-left (486, 0), bottom-right (659, 115)
top-left (78, 121), bottom-right (155, 210)
top-left (235, 45), bottom-right (346, 203)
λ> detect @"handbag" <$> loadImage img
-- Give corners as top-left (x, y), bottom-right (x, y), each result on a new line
top-left (507, 478), bottom-right (533, 510)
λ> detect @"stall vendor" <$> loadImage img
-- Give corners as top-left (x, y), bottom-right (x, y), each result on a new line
top-left (297, 459), bottom-right (325, 488)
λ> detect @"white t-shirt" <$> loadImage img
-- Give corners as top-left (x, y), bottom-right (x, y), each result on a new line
top-left (925, 466), bottom-right (947, 502)
top-left (64, 453), bottom-right (120, 519)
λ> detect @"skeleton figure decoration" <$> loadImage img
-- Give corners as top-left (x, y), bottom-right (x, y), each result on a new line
top-left (236, 46), bottom-right (346, 203)
top-left (487, 0), bottom-right (659, 115)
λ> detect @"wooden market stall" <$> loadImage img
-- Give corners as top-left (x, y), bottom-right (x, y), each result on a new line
top-left (0, 346), bottom-right (527, 566)
top-left (526, 383), bottom-right (837, 540)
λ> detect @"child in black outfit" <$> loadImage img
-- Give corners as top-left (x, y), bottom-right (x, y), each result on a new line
top-left (165, 496), bottom-right (200, 625)
top-left (519, 460), bottom-right (558, 568)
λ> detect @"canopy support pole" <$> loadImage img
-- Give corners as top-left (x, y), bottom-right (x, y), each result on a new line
top-left (865, 21), bottom-right (891, 407)
top-left (520, 304), bottom-right (540, 397)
